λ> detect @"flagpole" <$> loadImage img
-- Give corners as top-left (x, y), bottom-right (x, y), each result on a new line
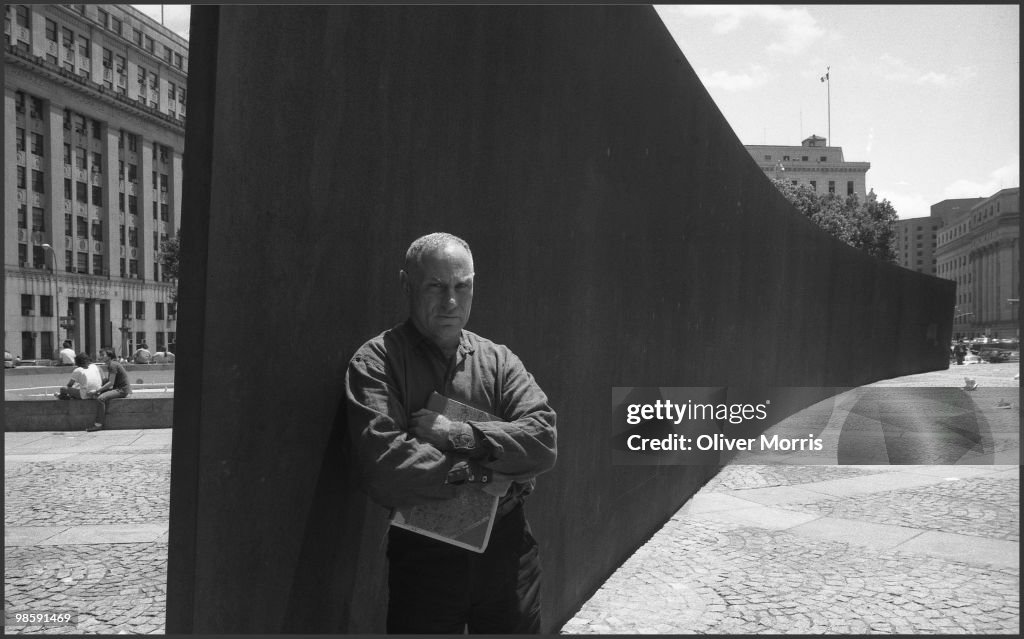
top-left (821, 66), bottom-right (831, 145)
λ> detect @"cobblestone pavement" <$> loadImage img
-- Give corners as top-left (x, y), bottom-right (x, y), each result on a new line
top-left (562, 364), bottom-right (1019, 634)
top-left (4, 363), bottom-right (1018, 635)
top-left (5, 430), bottom-right (171, 635)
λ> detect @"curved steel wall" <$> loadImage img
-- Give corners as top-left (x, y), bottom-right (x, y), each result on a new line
top-left (166, 6), bottom-right (955, 632)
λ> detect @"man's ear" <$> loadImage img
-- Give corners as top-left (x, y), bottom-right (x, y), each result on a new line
top-left (399, 269), bottom-right (410, 295)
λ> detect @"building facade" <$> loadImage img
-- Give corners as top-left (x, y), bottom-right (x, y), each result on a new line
top-left (893, 216), bottom-right (942, 275)
top-left (746, 135), bottom-right (871, 200)
top-left (5, 4), bottom-right (187, 361)
top-left (935, 188), bottom-right (1020, 340)
top-left (892, 198), bottom-right (984, 276)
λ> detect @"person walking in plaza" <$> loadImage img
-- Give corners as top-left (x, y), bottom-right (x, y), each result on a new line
top-left (58, 340), bottom-right (76, 365)
top-left (953, 340), bottom-right (967, 365)
top-left (346, 232), bottom-right (558, 634)
top-left (55, 352), bottom-right (102, 399)
top-left (89, 347), bottom-right (132, 432)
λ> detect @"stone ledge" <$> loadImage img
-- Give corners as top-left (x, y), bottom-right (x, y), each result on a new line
top-left (4, 398), bottom-right (174, 432)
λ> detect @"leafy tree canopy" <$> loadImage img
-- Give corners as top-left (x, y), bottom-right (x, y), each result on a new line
top-left (770, 179), bottom-right (897, 262)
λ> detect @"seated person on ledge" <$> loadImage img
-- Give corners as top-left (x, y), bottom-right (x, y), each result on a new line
top-left (55, 352), bottom-right (103, 399)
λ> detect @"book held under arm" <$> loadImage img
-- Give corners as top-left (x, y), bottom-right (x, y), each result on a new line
top-left (389, 392), bottom-right (507, 552)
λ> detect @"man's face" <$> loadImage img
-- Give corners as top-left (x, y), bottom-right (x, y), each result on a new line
top-left (402, 243), bottom-right (474, 351)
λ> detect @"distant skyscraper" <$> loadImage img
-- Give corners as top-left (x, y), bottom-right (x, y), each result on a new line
top-left (5, 4), bottom-right (187, 360)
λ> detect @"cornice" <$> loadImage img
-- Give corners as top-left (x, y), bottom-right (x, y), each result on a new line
top-left (5, 47), bottom-right (185, 139)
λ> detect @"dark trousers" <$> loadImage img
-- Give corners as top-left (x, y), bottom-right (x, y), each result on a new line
top-left (385, 503), bottom-right (542, 634)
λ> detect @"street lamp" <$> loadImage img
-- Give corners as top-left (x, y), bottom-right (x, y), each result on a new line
top-left (40, 243), bottom-right (60, 355)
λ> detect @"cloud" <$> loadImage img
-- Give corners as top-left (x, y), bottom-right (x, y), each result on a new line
top-left (865, 127), bottom-right (874, 156)
top-left (878, 53), bottom-right (975, 87)
top-left (883, 190), bottom-right (935, 220)
top-left (672, 5), bottom-right (826, 54)
top-left (697, 65), bottom-right (772, 91)
top-left (944, 156), bottom-right (1021, 198)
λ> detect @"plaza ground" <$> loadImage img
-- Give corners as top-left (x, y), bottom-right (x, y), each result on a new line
top-left (4, 363), bottom-right (1019, 634)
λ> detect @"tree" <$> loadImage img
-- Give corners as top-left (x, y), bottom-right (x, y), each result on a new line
top-left (770, 179), bottom-right (897, 263)
top-left (159, 231), bottom-right (181, 303)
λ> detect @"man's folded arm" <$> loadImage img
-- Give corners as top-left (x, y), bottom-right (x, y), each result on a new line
top-left (346, 355), bottom-right (457, 509)
top-left (458, 353), bottom-right (557, 479)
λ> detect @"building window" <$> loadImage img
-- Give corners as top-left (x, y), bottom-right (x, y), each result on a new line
top-left (65, 214), bottom-right (72, 236)
top-left (79, 37), bottom-right (90, 59)
top-left (92, 151), bottom-right (103, 172)
top-left (32, 207), bottom-right (45, 232)
top-left (76, 181), bottom-right (88, 203)
top-left (122, 300), bottom-right (133, 320)
top-left (847, 181), bottom-right (854, 195)
top-left (40, 295), bottom-right (53, 317)
top-left (111, 16), bottom-right (122, 36)
top-left (129, 259), bottom-right (139, 278)
top-left (127, 163), bottom-right (138, 182)
top-left (129, 227), bottom-right (138, 247)
top-left (29, 97), bottom-right (44, 120)
top-left (64, 179), bottom-right (72, 200)
top-left (164, 46), bottom-right (173, 64)
top-left (128, 195), bottom-right (138, 216)
top-left (77, 216), bottom-right (88, 237)
top-left (97, 8), bottom-right (108, 27)
top-left (828, 181), bottom-right (835, 194)
top-left (22, 294), bottom-right (34, 316)
top-left (145, 35), bottom-right (154, 53)
top-left (18, 206), bottom-right (28, 229)
top-left (160, 203), bottom-right (169, 221)
top-left (92, 120), bottom-right (101, 139)
top-left (17, 166), bottom-right (26, 189)
top-left (93, 254), bottom-right (104, 275)
top-left (92, 186), bottom-right (103, 206)
top-left (809, 180), bottom-right (816, 192)
top-left (16, 5), bottom-right (30, 28)
top-left (134, 29), bottom-right (143, 47)
top-left (31, 170), bottom-right (45, 194)
top-left (174, 53), bottom-right (183, 69)
top-left (119, 193), bottom-right (125, 213)
top-left (16, 127), bottom-right (26, 152)
top-left (62, 27), bottom-right (74, 49)
top-left (764, 155), bottom-right (772, 161)
top-left (160, 174), bottom-right (168, 192)
top-left (801, 155), bottom-right (808, 161)
top-left (156, 302), bottom-right (165, 321)
top-left (820, 156), bottom-right (827, 162)
top-left (78, 252), bottom-right (88, 273)
top-left (45, 18), bottom-right (57, 42)
top-left (128, 134), bottom-right (138, 152)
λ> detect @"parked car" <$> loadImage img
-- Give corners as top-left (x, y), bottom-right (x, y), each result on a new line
top-left (977, 340), bottom-right (1020, 363)
top-left (5, 351), bottom-right (20, 368)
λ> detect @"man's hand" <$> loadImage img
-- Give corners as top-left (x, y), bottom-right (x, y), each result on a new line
top-left (408, 409), bottom-right (456, 450)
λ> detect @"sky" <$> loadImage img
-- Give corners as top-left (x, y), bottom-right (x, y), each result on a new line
top-left (654, 4), bottom-right (1020, 219)
top-left (135, 4), bottom-right (1019, 220)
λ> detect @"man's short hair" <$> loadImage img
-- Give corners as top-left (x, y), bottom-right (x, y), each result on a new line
top-left (74, 352), bottom-right (89, 368)
top-left (404, 232), bottom-right (472, 272)
top-left (63, 340), bottom-right (72, 348)
top-left (102, 347), bottom-right (117, 359)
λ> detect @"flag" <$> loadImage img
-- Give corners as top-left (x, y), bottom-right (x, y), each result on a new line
top-left (821, 67), bottom-right (830, 83)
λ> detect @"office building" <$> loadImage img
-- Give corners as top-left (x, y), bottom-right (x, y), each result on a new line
top-left (5, 4), bottom-right (187, 360)
top-left (935, 188), bottom-right (1020, 339)
top-left (746, 134), bottom-right (871, 200)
